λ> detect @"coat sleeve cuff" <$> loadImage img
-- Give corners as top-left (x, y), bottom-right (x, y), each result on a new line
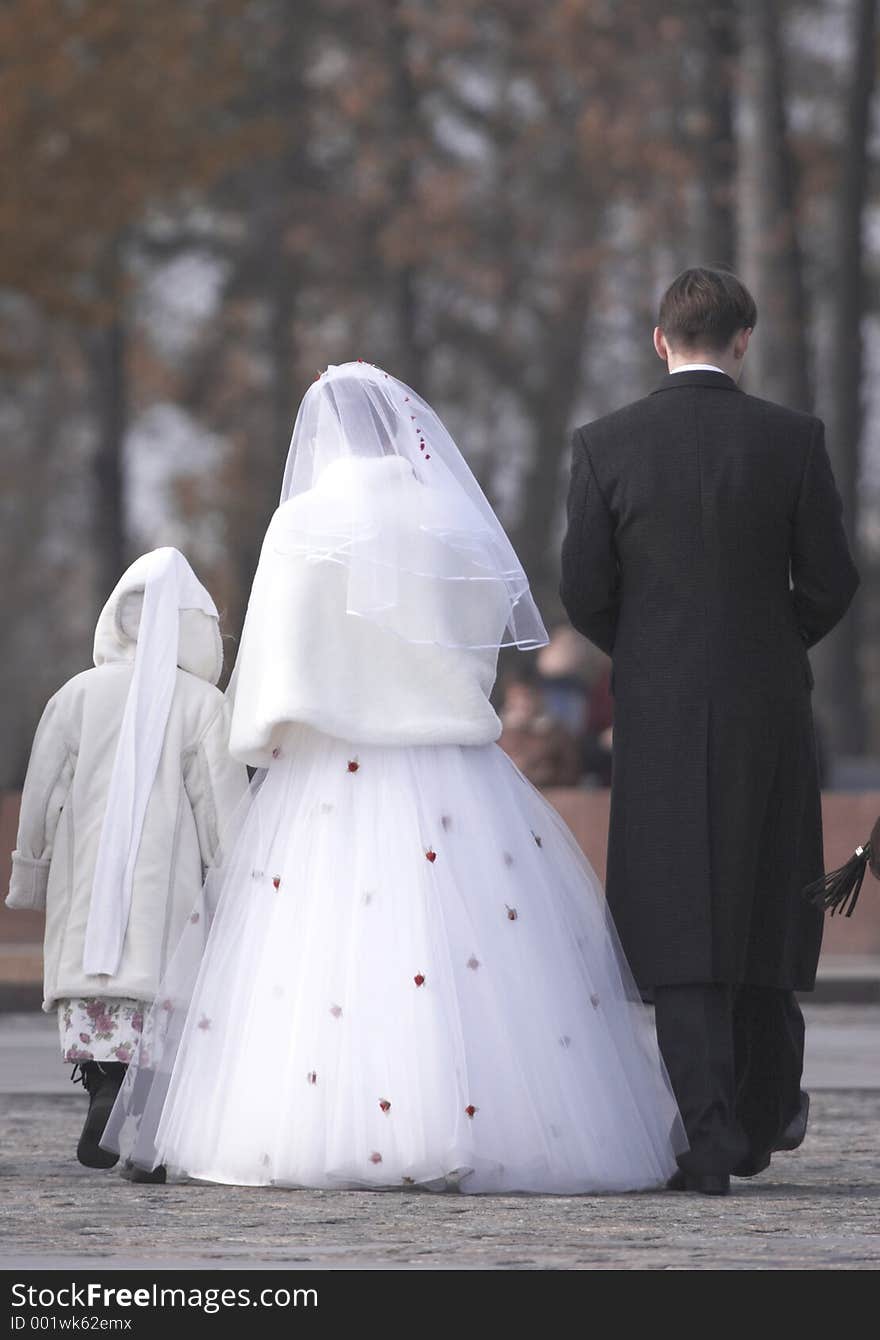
top-left (6, 852), bottom-right (50, 910)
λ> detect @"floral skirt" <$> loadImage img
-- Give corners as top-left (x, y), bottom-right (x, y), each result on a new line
top-left (58, 997), bottom-right (146, 1065)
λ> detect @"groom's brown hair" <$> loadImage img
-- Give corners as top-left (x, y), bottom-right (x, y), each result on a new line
top-left (658, 267), bottom-right (757, 351)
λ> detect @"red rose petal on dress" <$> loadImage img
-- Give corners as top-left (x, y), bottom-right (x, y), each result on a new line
top-left (379, 1099), bottom-right (391, 1113)
top-left (505, 905), bottom-right (518, 921)
top-left (424, 454), bottom-right (430, 460)
top-left (273, 876), bottom-right (281, 889)
top-left (414, 973), bottom-right (425, 987)
top-left (425, 849), bottom-right (436, 863)
top-left (347, 759), bottom-right (359, 772)
top-left (307, 1070), bottom-right (317, 1084)
top-left (190, 912), bottom-right (200, 924)
top-left (467, 955), bottom-right (480, 970)
top-left (198, 1016), bottom-right (211, 1031)
top-left (272, 747), bottom-right (281, 759)
top-left (369, 1151), bottom-right (383, 1164)
top-left (330, 1004), bottom-right (343, 1019)
top-left (465, 1104), bottom-right (477, 1118)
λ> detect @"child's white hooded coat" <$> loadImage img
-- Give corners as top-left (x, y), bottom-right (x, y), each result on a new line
top-left (6, 562), bottom-right (249, 1010)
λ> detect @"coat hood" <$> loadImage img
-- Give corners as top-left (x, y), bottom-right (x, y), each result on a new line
top-left (93, 551), bottom-right (223, 686)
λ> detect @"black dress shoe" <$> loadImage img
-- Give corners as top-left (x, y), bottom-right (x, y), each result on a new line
top-left (72, 1062), bottom-right (126, 1169)
top-left (775, 1091), bottom-right (809, 1152)
top-left (666, 1169), bottom-right (731, 1196)
top-left (120, 1160), bottom-right (167, 1184)
top-left (732, 1091), bottom-right (811, 1177)
top-left (731, 1149), bottom-right (771, 1178)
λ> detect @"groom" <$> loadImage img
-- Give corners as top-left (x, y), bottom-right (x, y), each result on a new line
top-left (560, 267), bottom-right (859, 1195)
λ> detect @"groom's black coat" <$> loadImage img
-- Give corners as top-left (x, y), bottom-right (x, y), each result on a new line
top-left (560, 370), bottom-right (859, 991)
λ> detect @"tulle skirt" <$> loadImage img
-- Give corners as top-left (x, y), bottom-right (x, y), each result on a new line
top-left (104, 725), bottom-right (685, 1193)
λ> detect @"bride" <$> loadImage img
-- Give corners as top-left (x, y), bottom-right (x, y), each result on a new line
top-left (104, 360), bottom-right (685, 1193)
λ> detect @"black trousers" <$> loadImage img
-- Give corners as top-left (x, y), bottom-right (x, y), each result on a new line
top-left (653, 984), bottom-right (805, 1176)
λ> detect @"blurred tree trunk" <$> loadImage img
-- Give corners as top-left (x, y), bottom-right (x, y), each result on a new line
top-left (817, 0), bottom-right (876, 754)
top-left (85, 239), bottom-right (127, 603)
top-left (737, 0), bottom-right (811, 411)
top-left (514, 279), bottom-right (591, 609)
top-left (266, 202), bottom-right (297, 483)
top-left (265, 14), bottom-right (306, 480)
top-left (694, 5), bottom-right (737, 267)
top-left (385, 1), bottom-right (426, 390)
top-left (0, 322), bottom-right (61, 787)
top-left (227, 8), bottom-right (310, 635)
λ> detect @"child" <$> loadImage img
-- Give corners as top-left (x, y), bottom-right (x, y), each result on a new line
top-left (6, 548), bottom-right (249, 1172)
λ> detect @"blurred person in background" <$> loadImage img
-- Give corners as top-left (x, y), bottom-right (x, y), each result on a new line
top-left (498, 666), bottom-right (582, 790)
top-left (581, 662), bottom-right (614, 788)
top-left (536, 624), bottom-right (613, 786)
top-left (535, 625), bottom-right (590, 733)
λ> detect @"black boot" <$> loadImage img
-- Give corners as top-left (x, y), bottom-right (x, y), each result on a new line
top-left (732, 1091), bottom-right (810, 1178)
top-left (71, 1062), bottom-right (126, 1169)
top-left (775, 1090), bottom-right (810, 1152)
top-left (666, 1169), bottom-right (731, 1196)
top-left (119, 1160), bottom-right (167, 1184)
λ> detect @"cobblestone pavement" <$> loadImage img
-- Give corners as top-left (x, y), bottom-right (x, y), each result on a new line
top-left (1, 1010), bottom-right (878, 1270)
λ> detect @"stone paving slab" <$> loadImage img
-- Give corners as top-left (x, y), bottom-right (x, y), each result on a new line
top-left (1, 1008), bottom-right (878, 1270)
top-left (0, 1090), bottom-right (878, 1270)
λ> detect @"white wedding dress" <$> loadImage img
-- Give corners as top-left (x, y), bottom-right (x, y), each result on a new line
top-left (104, 363), bottom-right (684, 1193)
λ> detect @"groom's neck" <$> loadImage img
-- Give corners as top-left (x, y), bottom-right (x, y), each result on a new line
top-left (665, 348), bottom-right (744, 382)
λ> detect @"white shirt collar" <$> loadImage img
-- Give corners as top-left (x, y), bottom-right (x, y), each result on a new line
top-left (669, 363), bottom-right (727, 375)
